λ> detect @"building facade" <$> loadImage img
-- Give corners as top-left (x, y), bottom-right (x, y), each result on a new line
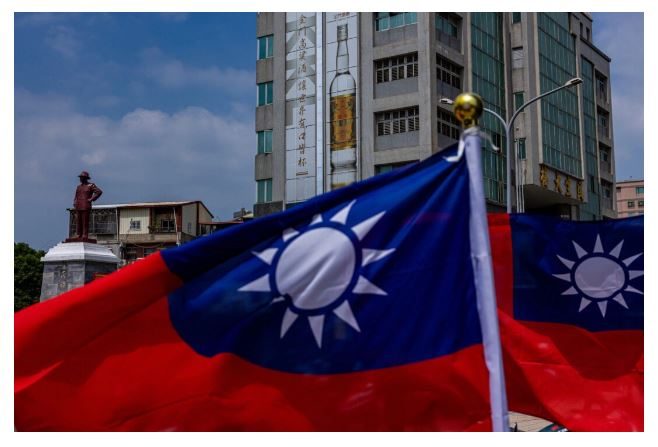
top-left (255, 12), bottom-right (616, 219)
top-left (616, 180), bottom-right (644, 218)
top-left (68, 201), bottom-right (213, 264)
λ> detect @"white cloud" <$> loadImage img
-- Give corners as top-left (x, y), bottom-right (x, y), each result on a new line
top-left (45, 25), bottom-right (82, 59)
top-left (15, 90), bottom-right (255, 249)
top-left (140, 47), bottom-right (254, 94)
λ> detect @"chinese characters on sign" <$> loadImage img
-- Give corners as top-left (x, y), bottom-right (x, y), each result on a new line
top-left (285, 13), bottom-right (317, 202)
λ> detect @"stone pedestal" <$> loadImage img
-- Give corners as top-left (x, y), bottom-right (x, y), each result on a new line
top-left (40, 242), bottom-right (120, 301)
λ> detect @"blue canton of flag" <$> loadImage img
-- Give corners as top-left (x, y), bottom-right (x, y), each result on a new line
top-left (165, 144), bottom-right (482, 374)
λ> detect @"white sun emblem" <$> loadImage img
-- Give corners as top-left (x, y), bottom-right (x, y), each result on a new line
top-left (238, 200), bottom-right (395, 348)
top-left (553, 234), bottom-right (643, 317)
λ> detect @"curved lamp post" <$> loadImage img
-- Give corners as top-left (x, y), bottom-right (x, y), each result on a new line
top-left (441, 77), bottom-right (583, 213)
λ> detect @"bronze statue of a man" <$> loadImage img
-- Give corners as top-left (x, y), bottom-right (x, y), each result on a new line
top-left (73, 171), bottom-right (103, 241)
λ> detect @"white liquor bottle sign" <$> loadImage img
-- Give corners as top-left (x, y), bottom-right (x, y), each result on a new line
top-left (325, 13), bottom-right (359, 191)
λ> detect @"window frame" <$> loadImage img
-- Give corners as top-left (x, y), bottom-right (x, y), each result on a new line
top-left (376, 106), bottom-right (420, 136)
top-left (257, 129), bottom-right (273, 154)
top-left (436, 54), bottom-right (462, 89)
top-left (514, 91), bottom-right (525, 111)
top-left (257, 81), bottom-right (273, 106)
top-left (257, 34), bottom-right (274, 60)
top-left (435, 13), bottom-right (459, 38)
top-left (257, 178), bottom-right (273, 204)
top-left (375, 12), bottom-right (417, 32)
top-left (375, 53), bottom-right (418, 84)
top-left (437, 107), bottom-right (461, 140)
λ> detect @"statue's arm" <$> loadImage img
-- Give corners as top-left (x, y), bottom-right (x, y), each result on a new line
top-left (91, 184), bottom-right (103, 202)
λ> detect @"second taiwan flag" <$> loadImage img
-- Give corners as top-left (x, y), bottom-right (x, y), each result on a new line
top-left (489, 213), bottom-right (643, 431)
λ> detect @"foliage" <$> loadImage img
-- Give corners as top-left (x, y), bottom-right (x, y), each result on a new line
top-left (15, 242), bottom-right (45, 312)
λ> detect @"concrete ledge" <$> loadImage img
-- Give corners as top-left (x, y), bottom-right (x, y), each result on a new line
top-left (42, 242), bottom-right (120, 264)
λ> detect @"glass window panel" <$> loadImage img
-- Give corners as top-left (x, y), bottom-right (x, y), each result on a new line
top-left (258, 37), bottom-right (267, 59)
top-left (266, 35), bottom-right (273, 58)
top-left (390, 13), bottom-right (404, 28)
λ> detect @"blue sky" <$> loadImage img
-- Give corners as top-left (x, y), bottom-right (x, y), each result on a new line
top-left (14, 12), bottom-right (644, 250)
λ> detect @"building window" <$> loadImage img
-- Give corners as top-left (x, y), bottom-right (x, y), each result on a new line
top-left (580, 22), bottom-right (584, 38)
top-left (512, 47), bottom-right (524, 69)
top-left (600, 149), bottom-right (609, 162)
top-left (589, 175), bottom-right (597, 193)
top-left (129, 220), bottom-right (141, 231)
top-left (627, 201), bottom-right (635, 208)
top-left (586, 27), bottom-right (590, 41)
top-left (537, 13), bottom-right (581, 178)
top-left (375, 53), bottom-right (418, 83)
top-left (124, 247), bottom-right (138, 262)
top-left (257, 129), bottom-right (273, 154)
top-left (435, 13), bottom-right (459, 38)
top-left (257, 34), bottom-right (273, 60)
top-left (517, 138), bottom-right (526, 160)
top-left (375, 12), bottom-right (417, 32)
top-left (596, 74), bottom-right (608, 102)
top-left (514, 92), bottom-right (525, 111)
top-left (90, 210), bottom-right (117, 235)
top-left (436, 55), bottom-right (462, 89)
top-left (639, 200), bottom-right (644, 207)
top-left (376, 106), bottom-right (420, 136)
top-left (597, 111), bottom-right (609, 138)
top-left (512, 12), bottom-right (521, 23)
top-left (160, 218), bottom-right (175, 232)
top-left (437, 107), bottom-right (461, 140)
top-left (636, 186), bottom-right (644, 195)
top-left (375, 160), bottom-right (417, 175)
top-left (257, 81), bottom-right (273, 106)
top-left (257, 179), bottom-right (273, 203)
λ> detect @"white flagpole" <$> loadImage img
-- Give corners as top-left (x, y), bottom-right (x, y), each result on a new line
top-left (454, 94), bottom-right (509, 432)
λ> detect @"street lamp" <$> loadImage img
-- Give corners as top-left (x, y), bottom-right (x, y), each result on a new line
top-left (440, 77), bottom-right (582, 213)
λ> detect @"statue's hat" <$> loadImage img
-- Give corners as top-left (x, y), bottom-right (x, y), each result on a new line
top-left (78, 171), bottom-right (90, 179)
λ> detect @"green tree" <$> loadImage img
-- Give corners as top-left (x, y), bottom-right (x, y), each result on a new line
top-left (15, 242), bottom-right (45, 312)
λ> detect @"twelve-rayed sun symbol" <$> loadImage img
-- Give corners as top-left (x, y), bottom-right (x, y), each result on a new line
top-left (553, 234), bottom-right (643, 317)
top-left (238, 200), bottom-right (395, 348)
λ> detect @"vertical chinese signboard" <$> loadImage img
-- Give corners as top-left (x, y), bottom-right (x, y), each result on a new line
top-left (325, 12), bottom-right (359, 191)
top-left (285, 13), bottom-right (317, 203)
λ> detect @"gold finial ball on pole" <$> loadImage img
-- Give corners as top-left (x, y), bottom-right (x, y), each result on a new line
top-left (453, 92), bottom-right (483, 129)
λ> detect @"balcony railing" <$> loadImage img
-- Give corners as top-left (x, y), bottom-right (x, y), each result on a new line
top-left (149, 225), bottom-right (177, 234)
top-left (599, 160), bottom-right (612, 175)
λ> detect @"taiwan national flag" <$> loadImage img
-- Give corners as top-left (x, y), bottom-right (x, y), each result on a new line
top-left (15, 142), bottom-right (507, 431)
top-left (488, 214), bottom-right (643, 431)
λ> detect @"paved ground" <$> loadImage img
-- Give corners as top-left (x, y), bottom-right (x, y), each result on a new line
top-left (509, 411), bottom-right (558, 432)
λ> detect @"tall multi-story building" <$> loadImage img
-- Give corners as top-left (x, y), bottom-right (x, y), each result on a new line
top-left (254, 12), bottom-right (616, 219)
top-left (616, 179), bottom-right (644, 218)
